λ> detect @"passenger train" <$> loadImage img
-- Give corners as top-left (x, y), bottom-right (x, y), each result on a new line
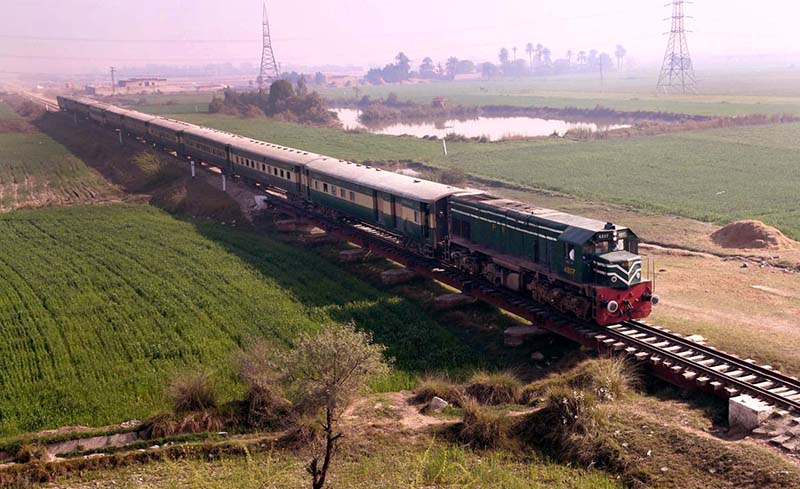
top-left (57, 95), bottom-right (658, 325)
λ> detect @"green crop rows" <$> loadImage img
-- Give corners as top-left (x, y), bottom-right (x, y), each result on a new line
top-left (0, 204), bottom-right (484, 437)
top-left (0, 132), bottom-right (118, 210)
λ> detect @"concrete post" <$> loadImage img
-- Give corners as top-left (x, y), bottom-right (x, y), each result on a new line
top-left (222, 174), bottom-right (226, 192)
top-left (191, 161), bottom-right (196, 178)
top-left (117, 129), bottom-right (123, 145)
top-left (442, 138), bottom-right (448, 156)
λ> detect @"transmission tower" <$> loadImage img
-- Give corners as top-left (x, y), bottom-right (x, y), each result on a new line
top-left (257, 2), bottom-right (280, 90)
top-left (656, 0), bottom-right (697, 94)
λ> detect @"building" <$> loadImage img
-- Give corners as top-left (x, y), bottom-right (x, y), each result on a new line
top-left (118, 78), bottom-right (167, 88)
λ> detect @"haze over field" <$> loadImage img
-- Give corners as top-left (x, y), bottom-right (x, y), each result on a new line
top-left (2, 0), bottom-right (800, 74)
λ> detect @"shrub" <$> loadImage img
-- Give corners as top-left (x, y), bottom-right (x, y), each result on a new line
top-left (236, 340), bottom-right (292, 428)
top-left (15, 443), bottom-right (49, 463)
top-left (520, 357), bottom-right (637, 404)
top-left (439, 168), bottom-right (466, 185)
top-left (465, 371), bottom-right (522, 405)
top-left (276, 415), bottom-right (324, 450)
top-left (168, 370), bottom-right (218, 414)
top-left (144, 409), bottom-right (226, 439)
top-left (410, 375), bottom-right (464, 406)
top-left (457, 398), bottom-right (508, 449)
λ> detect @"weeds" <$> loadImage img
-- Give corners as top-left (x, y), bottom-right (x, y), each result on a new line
top-left (456, 399), bottom-right (509, 449)
top-left (465, 371), bottom-right (522, 405)
top-left (168, 371), bottom-right (218, 414)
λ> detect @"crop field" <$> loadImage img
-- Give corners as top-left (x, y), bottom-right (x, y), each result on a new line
top-left (0, 129), bottom-right (119, 211)
top-left (117, 92), bottom-right (220, 115)
top-left (319, 69), bottom-right (800, 116)
top-left (173, 113), bottom-right (800, 240)
top-left (0, 204), bottom-right (486, 437)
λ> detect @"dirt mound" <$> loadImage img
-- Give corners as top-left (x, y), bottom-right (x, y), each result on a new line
top-left (711, 220), bottom-right (794, 249)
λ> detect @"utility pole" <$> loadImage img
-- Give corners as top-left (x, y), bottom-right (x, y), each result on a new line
top-left (656, 0), bottom-right (697, 94)
top-left (257, 1), bottom-right (280, 90)
top-left (110, 66), bottom-right (116, 95)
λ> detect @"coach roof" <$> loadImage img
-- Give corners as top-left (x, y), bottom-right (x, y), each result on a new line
top-left (306, 158), bottom-right (468, 203)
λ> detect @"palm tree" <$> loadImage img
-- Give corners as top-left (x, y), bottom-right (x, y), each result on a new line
top-left (526, 43), bottom-right (534, 69)
top-left (446, 57), bottom-right (459, 79)
top-left (535, 44), bottom-right (544, 65)
top-left (542, 47), bottom-right (552, 66)
top-left (566, 50), bottom-right (573, 65)
top-left (513, 46), bottom-right (518, 61)
top-left (499, 47), bottom-right (509, 65)
top-left (578, 50), bottom-right (587, 64)
top-left (615, 45), bottom-right (627, 69)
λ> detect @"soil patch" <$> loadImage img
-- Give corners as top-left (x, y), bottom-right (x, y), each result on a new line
top-left (711, 220), bottom-right (795, 250)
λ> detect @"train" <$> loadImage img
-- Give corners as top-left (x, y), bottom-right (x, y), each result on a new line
top-left (56, 95), bottom-right (658, 326)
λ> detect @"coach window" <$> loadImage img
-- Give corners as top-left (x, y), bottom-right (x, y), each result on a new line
top-left (340, 188), bottom-right (345, 198)
top-left (314, 181), bottom-right (319, 190)
top-left (349, 191), bottom-right (355, 202)
top-left (331, 185), bottom-right (337, 194)
top-left (274, 168), bottom-right (278, 176)
top-left (323, 183), bottom-right (328, 192)
top-left (286, 172), bottom-right (291, 181)
top-left (413, 210), bottom-right (419, 224)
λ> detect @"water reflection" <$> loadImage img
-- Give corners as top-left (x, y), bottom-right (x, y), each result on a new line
top-left (334, 108), bottom-right (629, 141)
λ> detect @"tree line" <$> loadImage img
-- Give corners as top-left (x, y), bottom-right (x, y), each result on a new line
top-left (363, 44), bottom-right (628, 84)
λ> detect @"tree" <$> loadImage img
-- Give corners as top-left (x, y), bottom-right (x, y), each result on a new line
top-left (282, 322), bottom-right (390, 489)
top-left (267, 79), bottom-right (295, 113)
top-left (296, 75), bottom-right (308, 96)
top-left (513, 46), bottom-right (518, 61)
top-left (419, 57), bottom-right (436, 78)
top-left (314, 72), bottom-right (326, 85)
top-left (395, 52), bottom-right (411, 75)
top-left (566, 50), bottom-right (573, 65)
top-left (526, 43), bottom-right (534, 69)
top-left (446, 57), bottom-right (459, 80)
top-left (480, 62), bottom-right (500, 79)
top-left (535, 43), bottom-right (544, 65)
top-left (498, 47), bottom-right (509, 66)
top-left (578, 50), bottom-right (587, 65)
top-left (542, 47), bottom-right (552, 66)
top-left (615, 45), bottom-right (627, 69)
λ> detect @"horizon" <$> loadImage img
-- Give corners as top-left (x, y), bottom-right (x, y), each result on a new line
top-left (2, 0), bottom-right (800, 76)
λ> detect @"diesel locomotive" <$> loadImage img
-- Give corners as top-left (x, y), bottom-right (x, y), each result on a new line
top-left (57, 95), bottom-right (658, 325)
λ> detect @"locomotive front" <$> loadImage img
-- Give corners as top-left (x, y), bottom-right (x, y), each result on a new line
top-left (585, 224), bottom-right (658, 325)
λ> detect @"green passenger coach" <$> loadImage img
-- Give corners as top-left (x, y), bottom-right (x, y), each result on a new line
top-left (304, 159), bottom-right (465, 254)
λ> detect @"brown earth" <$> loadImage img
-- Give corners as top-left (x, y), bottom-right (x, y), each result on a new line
top-left (711, 220), bottom-right (795, 250)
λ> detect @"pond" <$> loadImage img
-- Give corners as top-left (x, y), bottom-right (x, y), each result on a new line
top-left (333, 108), bottom-right (630, 141)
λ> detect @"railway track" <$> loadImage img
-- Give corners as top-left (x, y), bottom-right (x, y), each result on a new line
top-left (60, 109), bottom-right (800, 415)
top-left (272, 191), bottom-right (800, 413)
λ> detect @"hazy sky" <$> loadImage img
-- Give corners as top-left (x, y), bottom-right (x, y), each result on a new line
top-left (2, 0), bottom-right (799, 75)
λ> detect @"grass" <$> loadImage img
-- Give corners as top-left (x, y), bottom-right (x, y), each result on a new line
top-left (45, 441), bottom-right (621, 488)
top-left (0, 132), bottom-right (119, 210)
top-left (0, 204), bottom-right (492, 437)
top-left (171, 112), bottom-right (800, 240)
top-left (0, 100), bottom-right (22, 120)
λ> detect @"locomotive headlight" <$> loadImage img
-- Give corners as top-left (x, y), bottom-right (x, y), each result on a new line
top-left (611, 276), bottom-right (618, 283)
top-left (606, 300), bottom-right (619, 313)
top-left (650, 294), bottom-right (660, 306)
top-left (636, 271), bottom-right (641, 279)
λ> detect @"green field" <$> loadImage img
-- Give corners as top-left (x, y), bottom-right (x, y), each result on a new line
top-left (0, 131), bottom-right (118, 210)
top-left (170, 113), bottom-right (800, 240)
top-left (0, 101), bottom-right (22, 120)
top-left (0, 204), bottom-right (491, 437)
top-left (319, 70), bottom-right (800, 117)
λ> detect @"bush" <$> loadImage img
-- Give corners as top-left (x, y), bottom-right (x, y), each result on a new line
top-left (519, 386), bottom-right (629, 475)
top-left (15, 443), bottom-right (49, 463)
top-left (144, 409), bottom-right (226, 439)
top-left (410, 375), bottom-right (464, 406)
top-left (465, 371), bottom-right (522, 405)
top-left (168, 370), bottom-right (218, 414)
top-left (236, 341), bottom-right (292, 428)
top-left (439, 168), bottom-right (466, 185)
top-left (276, 415), bottom-right (324, 450)
top-left (457, 398), bottom-right (508, 449)
top-left (520, 357), bottom-right (637, 404)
